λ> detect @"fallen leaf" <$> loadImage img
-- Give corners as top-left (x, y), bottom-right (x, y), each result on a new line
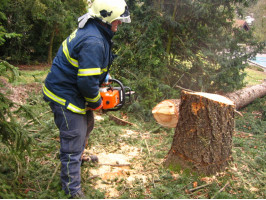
top-left (24, 189), bottom-right (30, 194)
top-left (250, 187), bottom-right (259, 192)
top-left (201, 177), bottom-right (214, 184)
top-left (101, 170), bottom-right (127, 180)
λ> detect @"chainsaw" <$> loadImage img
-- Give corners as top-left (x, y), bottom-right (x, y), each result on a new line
top-left (100, 79), bottom-right (133, 111)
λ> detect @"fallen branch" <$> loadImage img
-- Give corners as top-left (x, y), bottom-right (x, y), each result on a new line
top-left (99, 163), bottom-right (131, 167)
top-left (46, 162), bottom-right (60, 190)
top-left (108, 114), bottom-right (135, 126)
top-left (175, 85), bottom-right (194, 92)
top-left (34, 138), bottom-right (43, 142)
top-left (144, 137), bottom-right (151, 157)
top-left (211, 181), bottom-right (230, 199)
top-left (235, 110), bottom-right (243, 117)
top-left (88, 175), bottom-right (100, 180)
top-left (188, 183), bottom-right (212, 193)
top-left (23, 111), bottom-right (51, 127)
top-left (28, 130), bottom-right (39, 132)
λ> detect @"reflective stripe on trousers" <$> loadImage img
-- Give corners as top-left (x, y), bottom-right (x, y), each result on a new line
top-left (49, 102), bottom-right (94, 196)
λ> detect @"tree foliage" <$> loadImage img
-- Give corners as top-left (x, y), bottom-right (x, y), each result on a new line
top-left (244, 0), bottom-right (266, 42)
top-left (0, 61), bottom-right (33, 176)
top-left (0, 0), bottom-right (21, 46)
top-left (0, 1), bottom-right (34, 174)
top-left (112, 0), bottom-right (264, 116)
top-left (0, 0), bottom-right (87, 63)
top-left (0, 0), bottom-right (264, 118)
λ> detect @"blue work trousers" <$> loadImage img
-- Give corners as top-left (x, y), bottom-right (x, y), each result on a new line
top-left (49, 102), bottom-right (94, 196)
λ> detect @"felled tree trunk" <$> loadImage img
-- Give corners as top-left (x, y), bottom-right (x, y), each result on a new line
top-left (153, 82), bottom-right (266, 128)
top-left (152, 99), bottom-right (180, 128)
top-left (163, 91), bottom-right (235, 175)
top-left (225, 81), bottom-right (266, 110)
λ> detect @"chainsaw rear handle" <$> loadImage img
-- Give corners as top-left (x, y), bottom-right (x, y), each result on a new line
top-left (105, 78), bottom-right (126, 111)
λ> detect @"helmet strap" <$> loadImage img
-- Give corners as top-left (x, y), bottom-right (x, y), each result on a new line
top-left (95, 18), bottom-right (112, 29)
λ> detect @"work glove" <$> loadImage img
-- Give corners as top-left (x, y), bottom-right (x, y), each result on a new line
top-left (86, 101), bottom-right (103, 111)
top-left (102, 73), bottom-right (112, 86)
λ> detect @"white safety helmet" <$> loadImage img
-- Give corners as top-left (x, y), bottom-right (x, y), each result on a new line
top-left (89, 0), bottom-right (131, 24)
top-left (78, 0), bottom-right (131, 28)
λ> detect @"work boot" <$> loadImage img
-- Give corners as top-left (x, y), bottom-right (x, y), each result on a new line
top-left (82, 155), bottom-right (99, 164)
top-left (71, 190), bottom-right (86, 199)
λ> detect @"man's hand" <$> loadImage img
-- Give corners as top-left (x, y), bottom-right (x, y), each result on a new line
top-left (86, 101), bottom-right (103, 111)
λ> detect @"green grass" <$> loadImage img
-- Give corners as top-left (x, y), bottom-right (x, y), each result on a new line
top-left (0, 66), bottom-right (265, 199)
top-left (243, 67), bottom-right (266, 86)
top-left (15, 69), bottom-right (49, 85)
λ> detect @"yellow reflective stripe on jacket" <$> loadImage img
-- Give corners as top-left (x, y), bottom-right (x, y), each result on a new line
top-left (43, 86), bottom-right (66, 106)
top-left (102, 68), bottom-right (108, 73)
top-left (43, 86), bottom-right (86, 114)
top-left (78, 68), bottom-right (101, 76)
top-left (84, 92), bottom-right (101, 103)
top-left (62, 40), bottom-right (79, 68)
top-left (78, 68), bottom-right (108, 76)
top-left (67, 103), bottom-right (86, 114)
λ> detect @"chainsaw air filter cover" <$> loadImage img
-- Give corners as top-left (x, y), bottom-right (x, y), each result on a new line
top-left (100, 88), bottom-right (120, 109)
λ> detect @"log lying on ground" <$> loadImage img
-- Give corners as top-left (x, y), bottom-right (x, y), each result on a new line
top-left (225, 81), bottom-right (266, 110)
top-left (163, 90), bottom-right (235, 175)
top-left (152, 82), bottom-right (266, 128)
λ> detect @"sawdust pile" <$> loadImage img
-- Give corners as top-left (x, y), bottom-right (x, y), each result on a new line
top-left (83, 128), bottom-right (155, 198)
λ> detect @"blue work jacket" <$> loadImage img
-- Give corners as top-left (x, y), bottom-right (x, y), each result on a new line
top-left (43, 19), bottom-right (114, 114)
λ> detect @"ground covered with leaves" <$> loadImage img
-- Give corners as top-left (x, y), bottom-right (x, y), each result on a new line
top-left (0, 67), bottom-right (265, 199)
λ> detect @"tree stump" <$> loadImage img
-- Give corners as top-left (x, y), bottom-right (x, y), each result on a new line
top-left (164, 90), bottom-right (235, 175)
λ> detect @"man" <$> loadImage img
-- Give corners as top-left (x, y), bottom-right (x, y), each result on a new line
top-left (42, 0), bottom-right (131, 198)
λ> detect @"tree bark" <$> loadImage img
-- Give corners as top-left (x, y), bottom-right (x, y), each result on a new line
top-left (153, 82), bottom-right (266, 128)
top-left (47, 24), bottom-right (57, 64)
top-left (163, 91), bottom-right (235, 175)
top-left (166, 0), bottom-right (178, 58)
top-left (225, 81), bottom-right (266, 110)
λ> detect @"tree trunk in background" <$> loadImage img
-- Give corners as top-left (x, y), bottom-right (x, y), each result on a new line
top-left (47, 25), bottom-right (56, 64)
top-left (163, 91), bottom-right (235, 175)
top-left (153, 81), bottom-right (266, 128)
top-left (166, 0), bottom-right (178, 58)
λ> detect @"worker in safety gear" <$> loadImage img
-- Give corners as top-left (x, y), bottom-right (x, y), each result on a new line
top-left (42, 0), bottom-right (130, 198)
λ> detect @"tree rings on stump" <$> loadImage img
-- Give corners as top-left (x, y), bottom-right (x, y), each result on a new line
top-left (152, 99), bottom-right (180, 128)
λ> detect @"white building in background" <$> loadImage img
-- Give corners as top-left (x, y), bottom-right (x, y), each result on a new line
top-left (245, 15), bottom-right (255, 25)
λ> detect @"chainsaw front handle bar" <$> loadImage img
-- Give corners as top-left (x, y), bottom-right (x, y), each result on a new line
top-left (105, 78), bottom-right (126, 111)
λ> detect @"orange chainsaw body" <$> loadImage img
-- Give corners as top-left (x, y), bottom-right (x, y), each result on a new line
top-left (100, 89), bottom-right (120, 110)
